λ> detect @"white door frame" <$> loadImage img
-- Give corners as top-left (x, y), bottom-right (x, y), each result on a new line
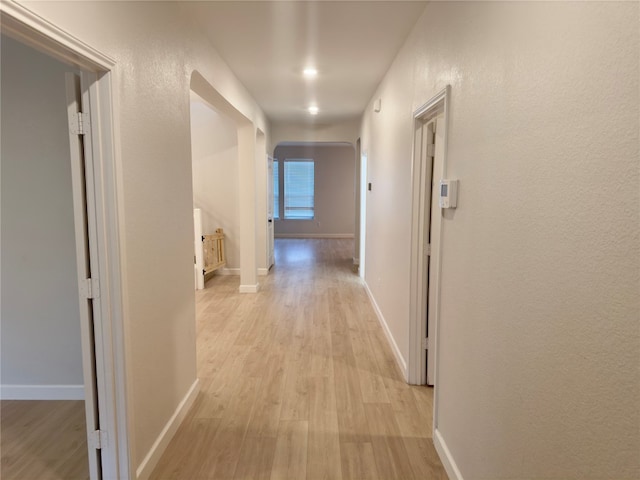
top-left (408, 86), bottom-right (451, 394)
top-left (1, 2), bottom-right (131, 478)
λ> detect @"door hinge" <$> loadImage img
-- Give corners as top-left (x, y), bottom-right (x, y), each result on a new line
top-left (424, 243), bottom-right (431, 256)
top-left (426, 142), bottom-right (435, 158)
top-left (89, 429), bottom-right (106, 449)
top-left (423, 337), bottom-right (430, 350)
top-left (80, 278), bottom-right (100, 299)
top-left (69, 112), bottom-right (90, 135)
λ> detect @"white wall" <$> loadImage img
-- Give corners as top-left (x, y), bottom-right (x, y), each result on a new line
top-left (274, 144), bottom-right (356, 237)
top-left (270, 118), bottom-right (360, 153)
top-left (20, 0), bottom-right (270, 472)
top-left (0, 35), bottom-right (84, 396)
top-left (190, 94), bottom-right (240, 270)
top-left (360, 2), bottom-right (639, 479)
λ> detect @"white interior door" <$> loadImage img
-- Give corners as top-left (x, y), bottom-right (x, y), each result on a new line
top-left (359, 153), bottom-right (368, 278)
top-left (194, 208), bottom-right (205, 290)
top-left (417, 118), bottom-right (435, 385)
top-left (267, 156), bottom-right (275, 268)
top-left (426, 116), bottom-right (444, 386)
top-left (65, 72), bottom-right (103, 480)
top-left (409, 87), bottom-right (449, 388)
top-left (415, 114), bottom-right (445, 386)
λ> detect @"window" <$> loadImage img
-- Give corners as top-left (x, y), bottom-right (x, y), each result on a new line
top-left (273, 158), bottom-right (315, 220)
top-left (284, 160), bottom-right (314, 219)
top-left (273, 161), bottom-right (279, 219)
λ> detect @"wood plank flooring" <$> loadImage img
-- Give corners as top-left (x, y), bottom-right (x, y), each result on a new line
top-left (1, 400), bottom-right (88, 480)
top-left (151, 238), bottom-right (447, 480)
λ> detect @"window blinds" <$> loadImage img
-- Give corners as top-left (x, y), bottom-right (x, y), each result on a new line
top-left (283, 160), bottom-right (314, 219)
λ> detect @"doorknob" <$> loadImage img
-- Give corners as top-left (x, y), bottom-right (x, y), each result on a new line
top-left (268, 219), bottom-right (273, 223)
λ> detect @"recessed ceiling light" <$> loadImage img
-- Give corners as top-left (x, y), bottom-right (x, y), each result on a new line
top-left (303, 67), bottom-right (318, 78)
top-left (308, 106), bottom-right (319, 115)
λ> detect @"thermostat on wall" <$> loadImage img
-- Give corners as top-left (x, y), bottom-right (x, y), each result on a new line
top-left (439, 179), bottom-right (458, 208)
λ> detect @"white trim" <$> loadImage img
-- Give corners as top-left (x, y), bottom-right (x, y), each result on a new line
top-left (434, 428), bottom-right (464, 480)
top-left (414, 86), bottom-right (450, 119)
top-left (239, 283), bottom-right (260, 293)
top-left (363, 281), bottom-right (408, 380)
top-left (135, 379), bottom-right (200, 480)
top-left (0, 1), bottom-right (115, 70)
top-left (274, 233), bottom-right (354, 239)
top-left (213, 267), bottom-right (269, 276)
top-left (1, 384), bottom-right (85, 400)
top-left (218, 267), bottom-right (240, 276)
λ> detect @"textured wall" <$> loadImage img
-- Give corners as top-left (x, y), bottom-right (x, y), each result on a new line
top-left (22, 0), bottom-right (269, 470)
top-left (1, 35), bottom-right (84, 390)
top-left (360, 2), bottom-right (639, 478)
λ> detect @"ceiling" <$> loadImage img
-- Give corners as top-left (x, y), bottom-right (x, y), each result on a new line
top-left (182, 1), bottom-right (428, 125)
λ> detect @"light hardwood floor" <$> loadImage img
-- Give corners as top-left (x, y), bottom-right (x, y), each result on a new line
top-left (151, 238), bottom-right (447, 480)
top-left (1, 400), bottom-right (89, 480)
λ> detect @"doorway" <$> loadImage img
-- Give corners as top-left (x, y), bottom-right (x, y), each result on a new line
top-left (267, 155), bottom-right (275, 269)
top-left (190, 71), bottom-right (265, 293)
top-left (190, 90), bottom-right (240, 285)
top-left (0, 5), bottom-right (129, 478)
top-left (416, 114), bottom-right (444, 387)
top-left (1, 35), bottom-right (93, 480)
top-left (408, 86), bottom-right (450, 391)
top-left (354, 139), bottom-right (362, 269)
top-left (359, 152), bottom-right (368, 279)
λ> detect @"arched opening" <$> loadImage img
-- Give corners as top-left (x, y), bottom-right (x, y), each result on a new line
top-left (189, 70), bottom-right (266, 293)
top-left (190, 90), bottom-right (239, 282)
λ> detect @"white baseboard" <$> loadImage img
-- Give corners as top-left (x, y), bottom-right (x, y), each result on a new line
top-left (217, 268), bottom-right (269, 277)
top-left (136, 378), bottom-right (200, 480)
top-left (1, 384), bottom-right (84, 400)
top-left (362, 281), bottom-right (408, 379)
top-left (274, 233), bottom-right (354, 239)
top-left (239, 283), bottom-right (260, 293)
top-left (218, 267), bottom-right (240, 276)
top-left (434, 428), bottom-right (464, 480)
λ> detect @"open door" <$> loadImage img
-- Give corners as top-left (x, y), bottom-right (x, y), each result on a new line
top-left (415, 117), bottom-right (436, 386)
top-left (1, 4), bottom-right (130, 475)
top-left (66, 71), bottom-right (104, 480)
top-left (359, 153), bottom-right (368, 278)
top-left (267, 156), bottom-right (275, 269)
top-left (426, 116), bottom-right (444, 386)
top-left (415, 115), bottom-right (445, 386)
top-left (409, 98), bottom-right (446, 387)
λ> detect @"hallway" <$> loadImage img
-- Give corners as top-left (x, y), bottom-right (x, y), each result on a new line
top-left (150, 238), bottom-right (446, 479)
